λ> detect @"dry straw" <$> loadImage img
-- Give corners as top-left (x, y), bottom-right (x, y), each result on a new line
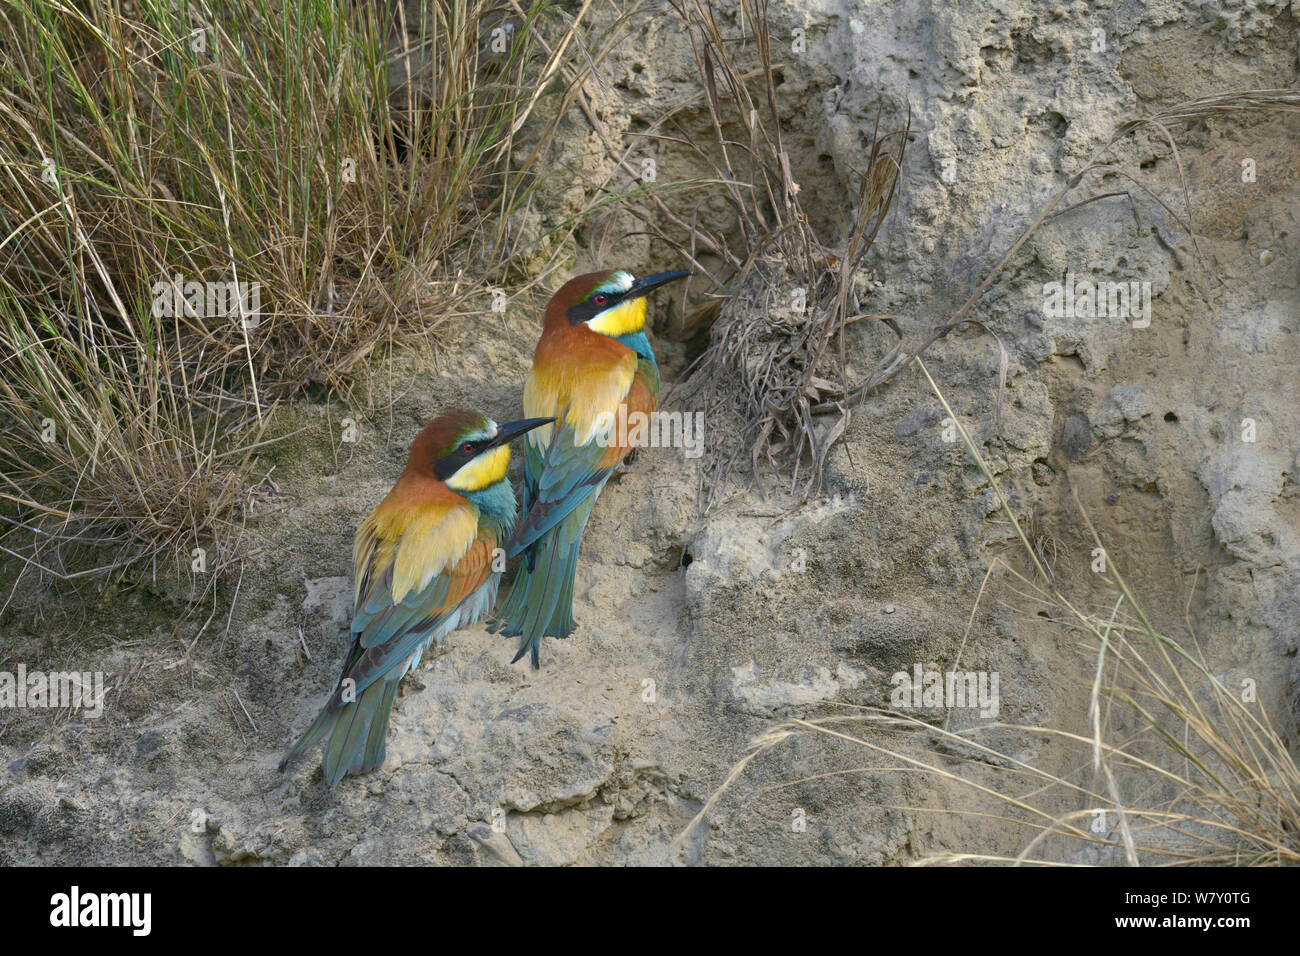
top-left (0, 0), bottom-right (598, 583)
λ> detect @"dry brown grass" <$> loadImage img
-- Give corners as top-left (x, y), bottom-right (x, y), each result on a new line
top-left (570, 0), bottom-right (907, 509)
top-left (0, 0), bottom-right (598, 582)
top-left (664, 1), bottom-right (907, 509)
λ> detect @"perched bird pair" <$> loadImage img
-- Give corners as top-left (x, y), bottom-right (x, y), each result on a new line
top-left (281, 268), bottom-right (689, 786)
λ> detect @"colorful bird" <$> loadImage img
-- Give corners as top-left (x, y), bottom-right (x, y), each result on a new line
top-left (491, 268), bottom-right (690, 668)
top-left (280, 409), bottom-right (552, 787)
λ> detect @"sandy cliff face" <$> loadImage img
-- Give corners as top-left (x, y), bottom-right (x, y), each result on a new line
top-left (2, 0), bottom-right (1296, 864)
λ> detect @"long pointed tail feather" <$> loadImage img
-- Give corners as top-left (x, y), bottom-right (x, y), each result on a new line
top-left (278, 696), bottom-right (338, 773)
top-left (494, 495), bottom-right (597, 668)
top-left (279, 677), bottom-right (401, 788)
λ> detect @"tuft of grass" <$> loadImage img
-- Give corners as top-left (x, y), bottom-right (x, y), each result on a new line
top-left (581, 0), bottom-right (908, 510)
top-left (672, 0), bottom-right (907, 509)
top-left (0, 288), bottom-right (269, 581)
top-left (0, 0), bottom-right (593, 582)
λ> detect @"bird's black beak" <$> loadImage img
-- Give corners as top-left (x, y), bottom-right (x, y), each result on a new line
top-left (628, 270), bottom-right (691, 299)
top-left (486, 417), bottom-right (554, 450)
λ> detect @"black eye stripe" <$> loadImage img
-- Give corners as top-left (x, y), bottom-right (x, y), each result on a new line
top-left (566, 292), bottom-right (623, 325)
top-left (433, 439), bottom-right (489, 480)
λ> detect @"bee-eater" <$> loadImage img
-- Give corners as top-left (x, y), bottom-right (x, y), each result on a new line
top-left (491, 268), bottom-right (690, 668)
top-left (280, 409), bottom-right (552, 787)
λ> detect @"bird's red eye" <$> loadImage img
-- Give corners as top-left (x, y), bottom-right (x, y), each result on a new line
top-left (462, 442), bottom-right (474, 453)
top-left (593, 293), bottom-right (607, 305)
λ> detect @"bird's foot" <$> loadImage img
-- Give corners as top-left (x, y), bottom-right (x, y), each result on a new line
top-left (611, 447), bottom-right (640, 480)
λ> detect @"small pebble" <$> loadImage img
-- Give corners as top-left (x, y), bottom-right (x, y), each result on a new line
top-left (922, 236), bottom-right (936, 254)
top-left (883, 605), bottom-right (896, 614)
top-left (1260, 249), bottom-right (1273, 266)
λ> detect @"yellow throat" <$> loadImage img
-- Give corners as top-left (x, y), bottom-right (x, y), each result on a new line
top-left (587, 296), bottom-right (646, 338)
top-left (446, 443), bottom-right (509, 493)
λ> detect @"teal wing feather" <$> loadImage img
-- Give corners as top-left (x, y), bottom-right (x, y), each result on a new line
top-left (491, 417), bottom-right (613, 667)
top-left (281, 538), bottom-right (497, 787)
top-left (493, 348), bottom-right (657, 669)
top-left (506, 419), bottom-right (612, 560)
